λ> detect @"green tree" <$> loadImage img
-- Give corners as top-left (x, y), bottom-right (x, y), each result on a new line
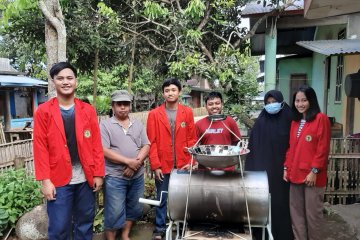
top-left (2, 0), bottom-right (300, 115)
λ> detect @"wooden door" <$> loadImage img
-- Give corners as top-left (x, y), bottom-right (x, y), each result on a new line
top-left (289, 74), bottom-right (307, 102)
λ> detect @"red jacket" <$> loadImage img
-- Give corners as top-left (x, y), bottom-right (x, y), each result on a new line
top-left (33, 98), bottom-right (105, 187)
top-left (284, 113), bottom-right (331, 187)
top-left (147, 103), bottom-right (197, 173)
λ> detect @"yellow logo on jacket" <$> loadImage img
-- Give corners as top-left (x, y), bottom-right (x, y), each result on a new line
top-left (84, 130), bottom-right (91, 138)
top-left (181, 122), bottom-right (186, 128)
top-left (305, 135), bottom-right (312, 142)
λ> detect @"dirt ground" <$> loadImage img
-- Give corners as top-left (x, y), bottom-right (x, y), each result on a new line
top-left (321, 203), bottom-right (360, 240)
top-left (5, 203), bottom-right (359, 240)
top-left (129, 204), bottom-right (360, 240)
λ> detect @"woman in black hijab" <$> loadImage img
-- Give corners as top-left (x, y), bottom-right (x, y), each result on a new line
top-left (245, 90), bottom-right (294, 240)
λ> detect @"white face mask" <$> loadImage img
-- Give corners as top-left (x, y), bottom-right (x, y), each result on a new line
top-left (264, 102), bottom-right (283, 114)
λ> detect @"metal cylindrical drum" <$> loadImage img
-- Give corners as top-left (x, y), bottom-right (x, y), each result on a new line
top-left (168, 170), bottom-right (269, 225)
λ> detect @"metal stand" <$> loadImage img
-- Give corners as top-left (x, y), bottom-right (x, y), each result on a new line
top-left (244, 194), bottom-right (273, 240)
top-left (166, 194), bottom-right (273, 240)
top-left (141, 115), bottom-right (274, 240)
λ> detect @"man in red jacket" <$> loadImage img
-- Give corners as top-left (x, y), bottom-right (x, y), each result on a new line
top-left (147, 78), bottom-right (197, 239)
top-left (33, 62), bottom-right (104, 240)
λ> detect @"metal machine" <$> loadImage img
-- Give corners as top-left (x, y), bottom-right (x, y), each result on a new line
top-left (140, 115), bottom-right (273, 240)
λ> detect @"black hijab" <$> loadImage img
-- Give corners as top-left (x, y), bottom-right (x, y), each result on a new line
top-left (245, 90), bottom-right (293, 172)
top-left (245, 90), bottom-right (294, 240)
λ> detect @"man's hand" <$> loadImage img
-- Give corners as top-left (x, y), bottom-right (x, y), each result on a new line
top-left (154, 168), bottom-right (164, 181)
top-left (123, 167), bottom-right (135, 178)
top-left (180, 164), bottom-right (191, 170)
top-left (42, 179), bottom-right (56, 200)
top-left (93, 177), bottom-right (103, 192)
top-left (126, 158), bottom-right (142, 171)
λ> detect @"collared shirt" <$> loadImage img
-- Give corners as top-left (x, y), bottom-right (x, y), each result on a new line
top-left (100, 116), bottom-right (149, 180)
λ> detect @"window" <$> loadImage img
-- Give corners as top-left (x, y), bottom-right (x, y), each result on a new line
top-left (335, 29), bottom-right (346, 103)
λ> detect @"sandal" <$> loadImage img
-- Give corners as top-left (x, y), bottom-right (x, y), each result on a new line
top-left (152, 232), bottom-right (165, 240)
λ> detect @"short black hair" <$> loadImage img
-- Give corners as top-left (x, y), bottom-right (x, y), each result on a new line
top-left (205, 91), bottom-right (223, 104)
top-left (50, 62), bottom-right (77, 79)
top-left (291, 85), bottom-right (321, 122)
top-left (162, 78), bottom-right (182, 92)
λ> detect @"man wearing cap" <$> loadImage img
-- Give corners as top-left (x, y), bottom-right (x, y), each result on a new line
top-left (100, 90), bottom-right (150, 240)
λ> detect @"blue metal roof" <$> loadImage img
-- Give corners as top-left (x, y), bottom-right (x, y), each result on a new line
top-left (0, 75), bottom-right (48, 87)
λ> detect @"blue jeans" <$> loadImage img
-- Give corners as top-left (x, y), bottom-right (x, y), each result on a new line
top-left (104, 175), bottom-right (144, 230)
top-left (47, 182), bottom-right (95, 240)
top-left (154, 174), bottom-right (170, 233)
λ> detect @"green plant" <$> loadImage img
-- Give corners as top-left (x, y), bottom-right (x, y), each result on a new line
top-left (93, 207), bottom-right (104, 233)
top-left (144, 177), bottom-right (156, 200)
top-left (0, 169), bottom-right (42, 236)
top-left (93, 190), bottom-right (104, 233)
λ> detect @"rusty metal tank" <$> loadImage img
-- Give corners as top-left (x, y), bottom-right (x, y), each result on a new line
top-left (168, 170), bottom-right (269, 226)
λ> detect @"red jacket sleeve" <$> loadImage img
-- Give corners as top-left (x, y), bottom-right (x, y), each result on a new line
top-left (33, 107), bottom-right (50, 181)
top-left (311, 114), bottom-right (331, 169)
top-left (147, 110), bottom-right (161, 170)
top-left (186, 109), bottom-right (197, 148)
top-left (89, 107), bottom-right (105, 177)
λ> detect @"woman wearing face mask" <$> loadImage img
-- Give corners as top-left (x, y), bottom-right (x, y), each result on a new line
top-left (245, 90), bottom-right (294, 240)
top-left (284, 85), bottom-right (330, 240)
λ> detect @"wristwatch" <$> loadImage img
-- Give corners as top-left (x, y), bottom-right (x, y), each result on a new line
top-left (311, 167), bottom-right (319, 174)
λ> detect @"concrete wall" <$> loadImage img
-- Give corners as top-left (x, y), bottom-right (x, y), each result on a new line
top-left (278, 57), bottom-right (313, 104)
top-left (326, 55), bottom-right (343, 121)
top-left (315, 24), bottom-right (346, 41)
top-left (314, 25), bottom-right (346, 120)
top-left (311, 53), bottom-right (327, 112)
top-left (344, 55), bottom-right (360, 134)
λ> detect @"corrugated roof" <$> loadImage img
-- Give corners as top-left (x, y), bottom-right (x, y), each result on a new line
top-left (0, 58), bottom-right (19, 74)
top-left (296, 39), bottom-right (360, 55)
top-left (242, 0), bottom-right (304, 16)
top-left (0, 75), bottom-right (48, 87)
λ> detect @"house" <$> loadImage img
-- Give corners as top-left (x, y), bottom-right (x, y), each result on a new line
top-left (185, 76), bottom-right (213, 107)
top-left (242, 0), bottom-right (360, 136)
top-left (0, 58), bottom-right (47, 132)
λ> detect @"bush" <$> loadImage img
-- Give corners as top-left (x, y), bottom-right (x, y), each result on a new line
top-left (144, 177), bottom-right (156, 200)
top-left (93, 191), bottom-right (104, 233)
top-left (0, 169), bottom-right (42, 236)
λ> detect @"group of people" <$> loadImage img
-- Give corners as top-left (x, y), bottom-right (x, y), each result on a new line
top-left (246, 87), bottom-right (331, 240)
top-left (33, 61), bottom-right (331, 240)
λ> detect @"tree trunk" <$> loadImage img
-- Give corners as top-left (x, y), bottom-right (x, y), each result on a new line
top-left (128, 39), bottom-right (136, 92)
top-left (92, 48), bottom-right (99, 109)
top-left (238, 113), bottom-right (255, 129)
top-left (39, 0), bottom-right (67, 98)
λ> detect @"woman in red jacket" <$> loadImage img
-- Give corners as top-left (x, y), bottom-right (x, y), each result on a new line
top-left (284, 85), bottom-right (331, 240)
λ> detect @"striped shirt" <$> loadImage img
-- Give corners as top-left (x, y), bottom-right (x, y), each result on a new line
top-left (297, 119), bottom-right (306, 138)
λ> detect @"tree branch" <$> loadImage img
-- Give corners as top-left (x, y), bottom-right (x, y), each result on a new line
top-left (121, 26), bottom-right (172, 53)
top-left (175, 0), bottom-right (181, 11)
top-left (198, 40), bottom-right (214, 63)
top-left (39, 0), bottom-right (64, 31)
top-left (233, 0), bottom-right (297, 48)
top-left (197, 1), bottom-right (212, 31)
top-left (205, 31), bottom-right (234, 49)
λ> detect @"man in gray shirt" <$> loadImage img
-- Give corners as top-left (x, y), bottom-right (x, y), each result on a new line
top-left (100, 90), bottom-right (150, 240)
